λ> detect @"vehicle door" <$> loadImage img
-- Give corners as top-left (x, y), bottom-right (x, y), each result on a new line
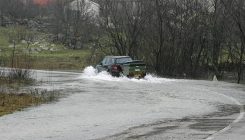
top-left (96, 57), bottom-right (110, 72)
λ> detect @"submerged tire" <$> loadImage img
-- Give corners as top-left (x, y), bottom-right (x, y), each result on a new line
top-left (111, 72), bottom-right (120, 77)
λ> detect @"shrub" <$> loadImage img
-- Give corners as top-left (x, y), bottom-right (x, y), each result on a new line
top-left (7, 68), bottom-right (32, 81)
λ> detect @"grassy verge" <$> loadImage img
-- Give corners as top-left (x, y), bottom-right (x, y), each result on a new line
top-left (0, 88), bottom-right (60, 117)
top-left (0, 84), bottom-right (60, 117)
top-left (0, 68), bottom-right (59, 117)
top-left (0, 93), bottom-right (42, 117)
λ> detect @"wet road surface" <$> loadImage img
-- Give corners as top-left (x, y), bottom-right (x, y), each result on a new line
top-left (0, 67), bottom-right (244, 140)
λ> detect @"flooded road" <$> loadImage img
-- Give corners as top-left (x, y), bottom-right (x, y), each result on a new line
top-left (0, 67), bottom-right (245, 140)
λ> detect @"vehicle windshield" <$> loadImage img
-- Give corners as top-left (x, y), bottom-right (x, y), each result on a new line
top-left (115, 57), bottom-right (132, 64)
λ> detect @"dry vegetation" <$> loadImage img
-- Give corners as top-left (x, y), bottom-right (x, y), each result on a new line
top-left (0, 93), bottom-right (42, 117)
top-left (0, 88), bottom-right (60, 117)
top-left (0, 68), bottom-right (59, 117)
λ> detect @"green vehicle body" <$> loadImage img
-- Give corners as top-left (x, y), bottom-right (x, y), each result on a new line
top-left (96, 56), bottom-right (146, 78)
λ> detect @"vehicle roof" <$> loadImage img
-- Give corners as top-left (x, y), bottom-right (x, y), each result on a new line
top-left (105, 56), bottom-right (131, 59)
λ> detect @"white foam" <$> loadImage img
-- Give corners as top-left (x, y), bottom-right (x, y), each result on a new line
top-left (1, 68), bottom-right (242, 140)
top-left (79, 66), bottom-right (175, 83)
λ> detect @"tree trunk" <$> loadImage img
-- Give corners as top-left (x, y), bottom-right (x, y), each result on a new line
top-left (237, 41), bottom-right (244, 84)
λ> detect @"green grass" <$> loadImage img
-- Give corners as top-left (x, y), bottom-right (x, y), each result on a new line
top-left (31, 49), bottom-right (91, 70)
top-left (0, 26), bottom-right (91, 70)
top-left (0, 26), bottom-right (90, 117)
top-left (0, 27), bottom-right (10, 47)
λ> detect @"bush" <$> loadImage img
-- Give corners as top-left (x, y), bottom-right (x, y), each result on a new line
top-left (0, 68), bottom-right (33, 84)
top-left (7, 68), bottom-right (32, 81)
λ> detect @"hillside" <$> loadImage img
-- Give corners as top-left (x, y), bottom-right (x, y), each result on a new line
top-left (0, 26), bottom-right (91, 70)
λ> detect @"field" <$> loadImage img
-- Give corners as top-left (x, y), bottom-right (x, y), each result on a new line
top-left (0, 26), bottom-right (91, 70)
top-left (0, 26), bottom-right (89, 117)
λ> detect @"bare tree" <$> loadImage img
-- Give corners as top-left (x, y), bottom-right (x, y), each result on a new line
top-left (222, 0), bottom-right (245, 83)
top-left (99, 0), bottom-right (150, 58)
top-left (50, 0), bottom-right (97, 49)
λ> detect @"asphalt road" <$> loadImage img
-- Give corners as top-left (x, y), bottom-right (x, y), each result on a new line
top-left (0, 67), bottom-right (244, 140)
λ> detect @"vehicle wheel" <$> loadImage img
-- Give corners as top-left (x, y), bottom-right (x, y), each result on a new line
top-left (111, 72), bottom-right (120, 77)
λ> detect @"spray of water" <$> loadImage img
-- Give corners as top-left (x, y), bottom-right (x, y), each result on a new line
top-left (79, 66), bottom-right (175, 83)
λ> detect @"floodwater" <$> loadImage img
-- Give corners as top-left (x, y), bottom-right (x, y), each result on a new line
top-left (0, 66), bottom-right (245, 140)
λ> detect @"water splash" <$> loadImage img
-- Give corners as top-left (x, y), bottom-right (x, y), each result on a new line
top-left (79, 66), bottom-right (175, 83)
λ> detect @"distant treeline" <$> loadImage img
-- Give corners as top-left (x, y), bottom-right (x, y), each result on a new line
top-left (0, 0), bottom-right (244, 83)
